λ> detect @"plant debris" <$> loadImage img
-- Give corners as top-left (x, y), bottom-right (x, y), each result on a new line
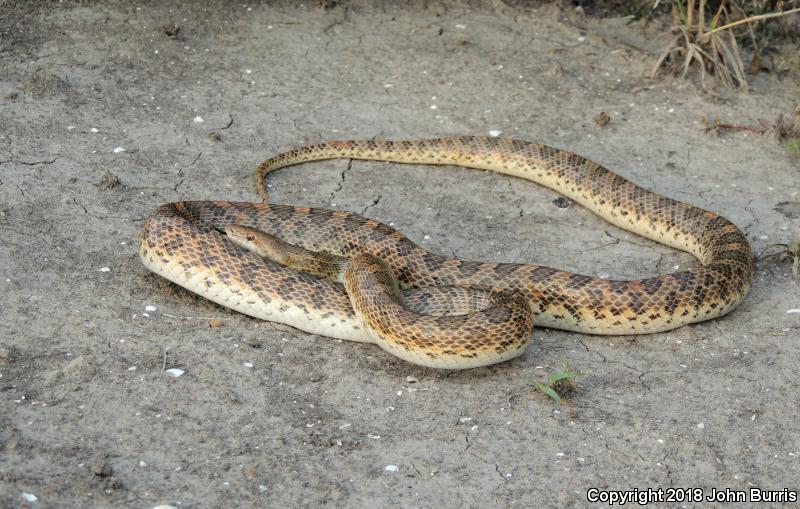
top-left (651, 0), bottom-right (800, 89)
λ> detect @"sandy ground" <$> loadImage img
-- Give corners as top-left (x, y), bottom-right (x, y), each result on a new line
top-left (1, 1), bottom-right (799, 507)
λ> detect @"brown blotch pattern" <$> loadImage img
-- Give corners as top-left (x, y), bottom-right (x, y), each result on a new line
top-left (141, 136), bottom-right (753, 368)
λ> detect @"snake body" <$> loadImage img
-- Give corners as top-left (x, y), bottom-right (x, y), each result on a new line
top-left (224, 224), bottom-right (534, 366)
top-left (139, 136), bottom-right (753, 369)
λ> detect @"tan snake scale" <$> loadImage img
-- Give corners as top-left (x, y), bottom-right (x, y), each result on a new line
top-left (139, 136), bottom-right (754, 369)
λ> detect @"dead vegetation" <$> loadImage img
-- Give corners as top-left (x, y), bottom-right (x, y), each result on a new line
top-left (650, 0), bottom-right (800, 88)
top-left (761, 236), bottom-right (800, 279)
top-left (700, 105), bottom-right (800, 155)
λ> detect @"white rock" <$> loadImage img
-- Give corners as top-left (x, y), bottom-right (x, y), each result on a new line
top-left (243, 362), bottom-right (254, 368)
top-left (165, 369), bottom-right (184, 378)
top-left (113, 147), bottom-right (125, 154)
top-left (151, 506), bottom-right (177, 509)
top-left (193, 116), bottom-right (204, 123)
top-left (21, 493), bottom-right (38, 502)
top-left (787, 309), bottom-right (800, 314)
top-left (488, 130), bottom-right (502, 137)
top-left (99, 267), bottom-right (111, 272)
top-left (697, 422), bottom-right (705, 429)
top-left (145, 305), bottom-right (157, 312)
top-left (139, 460), bottom-right (147, 467)
top-left (385, 464), bottom-right (399, 472)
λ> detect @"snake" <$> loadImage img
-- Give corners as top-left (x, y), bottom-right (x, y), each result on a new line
top-left (138, 136), bottom-right (754, 369)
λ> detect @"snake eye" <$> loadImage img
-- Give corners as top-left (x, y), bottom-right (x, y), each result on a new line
top-left (246, 234), bottom-right (255, 241)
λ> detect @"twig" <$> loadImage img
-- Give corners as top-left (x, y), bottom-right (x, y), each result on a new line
top-left (162, 312), bottom-right (220, 320)
top-left (161, 347), bottom-right (169, 372)
top-left (713, 123), bottom-right (765, 134)
top-left (757, 243), bottom-right (790, 260)
top-left (701, 6), bottom-right (800, 40)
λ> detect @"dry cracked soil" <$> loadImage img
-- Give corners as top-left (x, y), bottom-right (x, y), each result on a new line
top-left (1, 1), bottom-right (799, 507)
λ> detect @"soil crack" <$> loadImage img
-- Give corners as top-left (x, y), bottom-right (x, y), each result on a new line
top-left (329, 159), bottom-right (352, 203)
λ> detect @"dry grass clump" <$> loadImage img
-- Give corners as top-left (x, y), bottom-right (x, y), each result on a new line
top-left (651, 0), bottom-right (800, 88)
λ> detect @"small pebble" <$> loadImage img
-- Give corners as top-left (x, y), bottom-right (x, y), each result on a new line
top-left (193, 116), bottom-right (204, 123)
top-left (488, 130), bottom-right (502, 137)
top-left (165, 368), bottom-right (184, 378)
top-left (145, 305), bottom-right (157, 312)
top-left (243, 362), bottom-right (253, 368)
top-left (112, 147), bottom-right (125, 154)
top-left (697, 422), bottom-right (705, 429)
top-left (385, 464), bottom-right (399, 473)
top-left (99, 267), bottom-right (111, 272)
top-left (553, 197), bottom-right (570, 209)
top-left (593, 111), bottom-right (610, 127)
top-left (21, 493), bottom-right (38, 502)
top-left (787, 309), bottom-right (800, 314)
